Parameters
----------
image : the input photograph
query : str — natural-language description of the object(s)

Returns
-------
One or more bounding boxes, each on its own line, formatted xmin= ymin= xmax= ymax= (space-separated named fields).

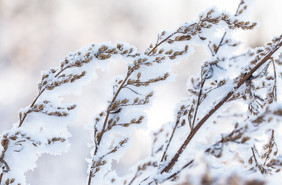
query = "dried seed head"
xmin=117 ymin=43 xmax=123 ymax=50
xmin=131 ymin=118 xmax=136 ymax=123
xmin=134 ymin=97 xmax=139 ymax=103
xmin=147 ymin=92 xmax=154 ymax=97
xmin=46 ymin=86 xmax=54 ymax=90
xmin=38 ymin=104 xmax=44 ymax=110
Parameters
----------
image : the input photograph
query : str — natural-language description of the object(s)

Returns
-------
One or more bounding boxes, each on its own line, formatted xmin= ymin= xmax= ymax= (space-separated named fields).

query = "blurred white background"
xmin=0 ymin=0 xmax=281 ymax=184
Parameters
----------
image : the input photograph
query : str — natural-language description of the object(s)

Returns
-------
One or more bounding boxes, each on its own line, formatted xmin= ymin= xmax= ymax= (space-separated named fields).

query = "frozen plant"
xmin=0 ymin=0 xmax=282 ymax=185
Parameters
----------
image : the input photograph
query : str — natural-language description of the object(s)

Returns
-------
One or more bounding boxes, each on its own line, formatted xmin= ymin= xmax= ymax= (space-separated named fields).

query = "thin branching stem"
xmin=214 ymin=32 xmax=227 ymax=55
xmin=163 ymin=160 xmax=194 ymax=182
xmin=0 ymin=65 xmax=71 ymax=184
xmin=191 ymin=79 xmax=206 ymax=129
xmin=160 ymin=111 xmax=183 ymax=163
xmin=87 ymin=32 xmax=177 ymax=185
xmin=263 ymin=130 xmax=274 ymax=165
xmin=0 ymin=173 xmax=2 ymax=185
xmin=160 ymin=28 xmax=226 ymax=167
xmin=235 ymin=0 xmax=244 ymax=16
xmin=271 ymin=59 xmax=277 ymax=102
xmin=18 ymin=90 xmax=44 ymax=127
xmin=251 ymin=146 xmax=259 ymax=165
xmin=96 ymin=74 xmax=131 ymax=147
xmin=147 ymin=32 xmax=176 ymax=56
xmin=88 ymin=74 xmax=131 ymax=185
xmin=18 ymin=66 xmax=71 ymax=127
xmin=128 ymin=170 xmax=139 ymax=185
xmin=161 ymin=40 xmax=282 ymax=174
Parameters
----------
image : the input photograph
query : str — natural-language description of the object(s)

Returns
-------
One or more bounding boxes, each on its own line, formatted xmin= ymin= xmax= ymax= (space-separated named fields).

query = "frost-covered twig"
xmin=0 ymin=42 xmax=141 ymax=185
xmin=1 ymin=1 xmax=282 ymax=185
xmin=161 ymin=36 xmax=282 ymax=175
xmin=86 ymin=3 xmax=260 ymax=184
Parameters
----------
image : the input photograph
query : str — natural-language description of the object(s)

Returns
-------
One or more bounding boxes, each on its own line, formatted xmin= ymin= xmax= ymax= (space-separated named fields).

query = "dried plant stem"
xmin=18 ymin=90 xmax=44 ymax=127
xmin=271 ymin=60 xmax=277 ymax=102
xmin=0 ymin=66 xmax=72 ymax=184
xmin=127 ymin=170 xmax=139 ymax=185
xmin=161 ymin=111 xmax=183 ymax=163
xmin=263 ymin=130 xmax=275 ymax=165
xmin=87 ymin=32 xmax=175 ymax=184
xmin=87 ymin=73 xmax=132 ymax=185
xmin=251 ymin=146 xmax=259 ymax=165
xmin=0 ymin=173 xmax=3 ymax=184
xmin=160 ymin=29 xmax=225 ymax=166
xmin=164 ymin=160 xmax=194 ymax=182
xmin=191 ymin=79 xmax=206 ymax=129
xmin=161 ymin=40 xmax=282 ymax=174
xmin=235 ymin=0 xmax=244 ymax=16
xmin=97 ymin=73 xmax=131 ymax=147
xmin=18 ymin=66 xmax=71 ymax=127
xmin=147 ymin=32 xmax=176 ymax=56
xmin=213 ymin=32 xmax=226 ymax=55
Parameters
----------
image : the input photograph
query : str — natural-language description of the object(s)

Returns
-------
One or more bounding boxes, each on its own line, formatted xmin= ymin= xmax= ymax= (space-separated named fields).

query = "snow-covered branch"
xmin=0 ymin=0 xmax=282 ymax=185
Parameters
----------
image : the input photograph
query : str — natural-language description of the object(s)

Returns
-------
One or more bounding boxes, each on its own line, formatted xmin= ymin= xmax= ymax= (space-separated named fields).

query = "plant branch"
xmin=161 ymin=39 xmax=282 ymax=174
xmin=147 ymin=32 xmax=177 ymax=56
xmin=163 ymin=160 xmax=194 ymax=182
xmin=128 ymin=169 xmax=141 ymax=185
xmin=271 ymin=59 xmax=277 ymax=102
xmin=88 ymin=32 xmax=178 ymax=185
xmin=18 ymin=66 xmax=71 ymax=127
xmin=160 ymin=111 xmax=183 ymax=163
xmin=214 ymin=32 xmax=227 ymax=55
xmin=160 ymin=27 xmax=227 ymax=166
xmin=191 ymin=79 xmax=206 ymax=129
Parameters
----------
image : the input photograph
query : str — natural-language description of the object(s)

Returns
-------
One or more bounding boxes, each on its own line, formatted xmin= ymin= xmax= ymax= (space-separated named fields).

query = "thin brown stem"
xmin=0 ymin=173 xmax=2 ymax=184
xmin=96 ymin=73 xmax=131 ymax=147
xmin=147 ymin=32 xmax=177 ymax=56
xmin=88 ymin=33 xmax=176 ymax=184
xmin=263 ymin=130 xmax=274 ymax=165
xmin=161 ymin=40 xmax=282 ymax=174
xmin=18 ymin=90 xmax=44 ymax=127
xmin=251 ymin=146 xmax=258 ymax=165
xmin=160 ymin=27 xmax=225 ymax=165
xmin=18 ymin=66 xmax=71 ymax=127
xmin=95 ymin=30 xmax=178 ymax=149
xmin=235 ymin=0 xmax=244 ymax=16
xmin=128 ymin=170 xmax=139 ymax=185
xmin=88 ymin=75 xmax=131 ymax=185
xmin=271 ymin=59 xmax=277 ymax=102
xmin=160 ymin=111 xmax=183 ymax=162
xmin=163 ymin=160 xmax=194 ymax=182
xmin=191 ymin=79 xmax=206 ymax=129
xmin=214 ymin=32 xmax=227 ymax=55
